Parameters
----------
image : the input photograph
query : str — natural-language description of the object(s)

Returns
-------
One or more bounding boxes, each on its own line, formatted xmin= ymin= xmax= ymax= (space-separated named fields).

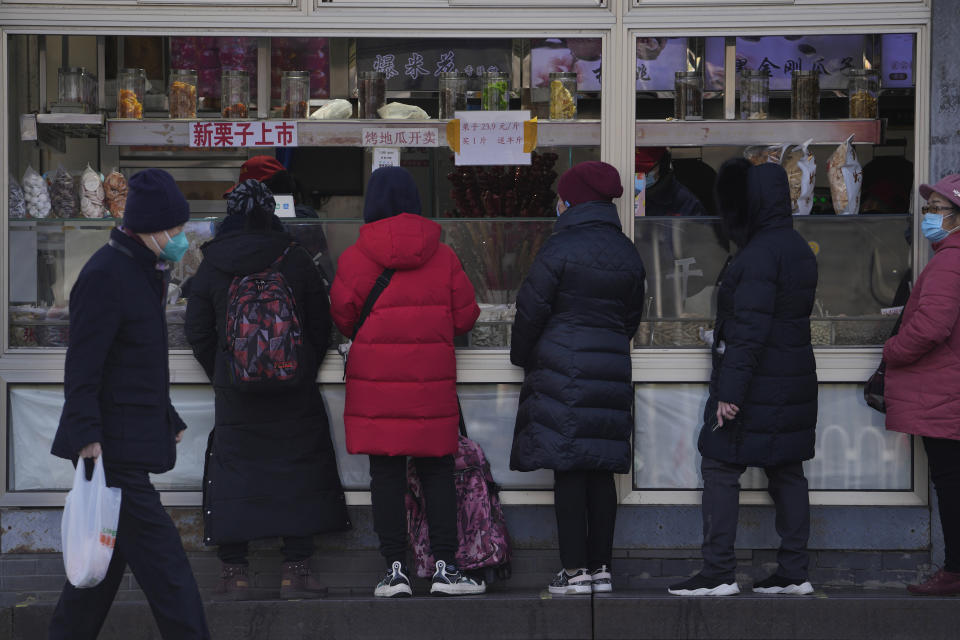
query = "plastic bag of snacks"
xmin=22 ymin=166 xmax=52 ymax=218
xmin=49 ymin=165 xmax=79 ymax=219
xmin=377 ymin=102 xmax=430 ymax=120
xmin=309 ymin=99 xmax=353 ymax=120
xmin=743 ymin=143 xmax=790 ymax=166
xmin=9 ymin=173 xmax=28 ymax=219
xmin=103 ymin=170 xmax=128 ymax=219
xmin=828 ymin=134 xmax=863 ymax=215
xmin=782 ymin=139 xmax=816 ymax=216
xmin=79 ymin=165 xmax=107 ymax=219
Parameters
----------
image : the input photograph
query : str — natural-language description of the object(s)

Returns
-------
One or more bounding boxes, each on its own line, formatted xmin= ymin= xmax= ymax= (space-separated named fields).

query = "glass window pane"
xmin=633 ymin=383 xmax=912 ymax=491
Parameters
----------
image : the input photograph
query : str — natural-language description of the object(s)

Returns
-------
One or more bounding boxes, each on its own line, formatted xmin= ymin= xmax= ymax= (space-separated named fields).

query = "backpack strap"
xmin=457 ymin=396 xmax=468 ymax=438
xmin=269 ymin=242 xmax=298 ymax=271
xmin=350 ymin=268 xmax=396 ymax=341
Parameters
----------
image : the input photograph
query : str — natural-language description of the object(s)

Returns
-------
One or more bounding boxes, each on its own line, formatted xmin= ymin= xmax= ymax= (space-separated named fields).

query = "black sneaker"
xmin=374 ymin=561 xmax=412 ymax=598
xmin=667 ymin=573 xmax=739 ymax=596
xmin=430 ymin=560 xmax=486 ymax=596
xmin=590 ymin=565 xmax=613 ymax=593
xmin=548 ymin=568 xmax=592 ymax=595
xmin=752 ymin=573 xmax=813 ymax=595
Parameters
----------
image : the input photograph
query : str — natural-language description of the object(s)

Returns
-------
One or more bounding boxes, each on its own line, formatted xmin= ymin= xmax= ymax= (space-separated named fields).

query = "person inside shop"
xmin=668 ymin=159 xmax=818 ymax=597
xmin=224 ymin=155 xmax=335 ymax=285
xmin=329 ymin=166 xmax=485 ymax=598
xmin=49 ymin=169 xmax=210 ymax=640
xmin=509 ymin=161 xmax=646 ymax=595
xmin=184 ymin=179 xmax=349 ymax=601
xmin=883 ymin=173 xmax=960 ymax=597
xmin=636 ymin=147 xmax=708 ymax=217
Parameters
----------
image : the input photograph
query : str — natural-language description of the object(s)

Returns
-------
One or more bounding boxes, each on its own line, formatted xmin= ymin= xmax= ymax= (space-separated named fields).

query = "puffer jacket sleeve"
xmin=510 ymin=245 xmax=562 ymax=368
xmin=716 ymin=247 xmax=777 ymax=407
xmin=330 ymin=249 xmax=363 ymax=338
xmin=625 ymin=266 xmax=647 ymax=338
xmin=59 ymin=268 xmax=123 ymax=455
xmin=449 ymin=248 xmax=480 ymax=336
xmin=184 ymin=262 xmax=218 ymax=380
xmin=884 ymin=250 xmax=960 ymax=367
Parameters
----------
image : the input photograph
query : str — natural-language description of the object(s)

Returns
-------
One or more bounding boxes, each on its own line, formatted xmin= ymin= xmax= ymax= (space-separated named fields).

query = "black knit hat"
xmin=122 ymin=169 xmax=190 ymax=233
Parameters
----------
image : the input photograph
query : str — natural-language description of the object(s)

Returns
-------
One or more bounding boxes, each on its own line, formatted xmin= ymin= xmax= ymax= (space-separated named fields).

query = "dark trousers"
xmin=554 ymin=470 xmax=617 ymax=571
xmin=701 ymin=456 xmax=810 ymax=582
xmin=369 ymin=454 xmax=457 ymax=567
xmin=923 ymin=436 xmax=960 ymax=573
xmin=218 ymin=536 xmax=313 ymax=566
xmin=49 ymin=467 xmax=209 ymax=640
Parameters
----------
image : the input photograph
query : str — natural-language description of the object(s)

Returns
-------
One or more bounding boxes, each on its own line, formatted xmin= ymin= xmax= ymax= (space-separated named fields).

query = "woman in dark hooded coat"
xmin=185 ymin=179 xmax=349 ymax=600
xmin=668 ymin=160 xmax=818 ymax=598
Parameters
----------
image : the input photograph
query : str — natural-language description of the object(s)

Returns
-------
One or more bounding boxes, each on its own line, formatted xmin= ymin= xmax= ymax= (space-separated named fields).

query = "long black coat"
xmin=185 ymin=230 xmax=349 ymax=545
xmin=52 ymin=228 xmax=186 ymax=472
xmin=699 ymin=163 xmax=818 ymax=467
xmin=509 ymin=202 xmax=646 ymax=473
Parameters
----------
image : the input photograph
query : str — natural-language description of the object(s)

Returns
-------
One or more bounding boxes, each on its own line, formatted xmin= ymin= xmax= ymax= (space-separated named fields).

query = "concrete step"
xmin=4 ymin=589 xmax=959 ymax=640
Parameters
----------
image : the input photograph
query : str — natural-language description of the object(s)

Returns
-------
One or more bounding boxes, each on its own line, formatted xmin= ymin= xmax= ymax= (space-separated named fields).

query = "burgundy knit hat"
xmin=557 ymin=161 xmax=624 ymax=207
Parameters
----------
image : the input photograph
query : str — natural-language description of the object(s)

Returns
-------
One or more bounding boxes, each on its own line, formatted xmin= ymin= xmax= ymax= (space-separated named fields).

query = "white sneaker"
xmin=591 ymin=565 xmax=613 ymax=593
xmin=429 ymin=560 xmax=486 ymax=596
xmin=548 ymin=568 xmax=592 ymax=595
xmin=374 ymin=561 xmax=412 ymax=598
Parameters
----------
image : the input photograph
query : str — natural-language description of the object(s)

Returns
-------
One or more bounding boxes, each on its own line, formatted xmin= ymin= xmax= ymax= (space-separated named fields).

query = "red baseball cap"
xmin=919 ymin=174 xmax=960 ymax=210
xmin=223 ymin=156 xmax=286 ymax=197
xmin=635 ymin=146 xmax=666 ymax=172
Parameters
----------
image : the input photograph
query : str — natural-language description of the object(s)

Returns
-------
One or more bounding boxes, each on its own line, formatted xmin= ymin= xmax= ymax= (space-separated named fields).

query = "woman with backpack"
xmin=509 ymin=161 xmax=646 ymax=594
xmin=329 ymin=166 xmax=485 ymax=598
xmin=184 ymin=179 xmax=349 ymax=600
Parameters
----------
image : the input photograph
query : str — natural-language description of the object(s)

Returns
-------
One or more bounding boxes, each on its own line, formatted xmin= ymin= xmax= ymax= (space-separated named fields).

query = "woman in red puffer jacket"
xmin=330 ymin=167 xmax=482 ymax=598
xmin=885 ymin=173 xmax=960 ymax=596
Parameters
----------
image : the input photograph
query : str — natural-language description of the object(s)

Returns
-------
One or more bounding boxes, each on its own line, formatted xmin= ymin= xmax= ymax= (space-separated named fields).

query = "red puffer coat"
xmin=330 ymin=213 xmax=480 ymax=457
xmin=884 ymin=231 xmax=960 ymax=441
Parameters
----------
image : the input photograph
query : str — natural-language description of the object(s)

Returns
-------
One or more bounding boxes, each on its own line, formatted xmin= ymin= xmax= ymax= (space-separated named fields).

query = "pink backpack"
xmin=406 ymin=412 xmax=512 ymax=581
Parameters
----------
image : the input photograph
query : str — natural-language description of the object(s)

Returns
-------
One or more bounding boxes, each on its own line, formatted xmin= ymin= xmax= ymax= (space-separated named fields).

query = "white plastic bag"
xmin=828 ymin=133 xmax=863 ymax=215
xmin=61 ymin=456 xmax=122 ymax=588
xmin=309 ymin=99 xmax=353 ymax=120
xmin=377 ymin=102 xmax=430 ymax=120
xmin=784 ymin=138 xmax=816 ymax=216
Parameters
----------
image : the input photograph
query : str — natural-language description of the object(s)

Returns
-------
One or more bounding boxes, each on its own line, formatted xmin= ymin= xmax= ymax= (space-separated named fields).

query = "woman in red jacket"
xmin=884 ymin=173 xmax=960 ymax=596
xmin=330 ymin=167 xmax=484 ymax=598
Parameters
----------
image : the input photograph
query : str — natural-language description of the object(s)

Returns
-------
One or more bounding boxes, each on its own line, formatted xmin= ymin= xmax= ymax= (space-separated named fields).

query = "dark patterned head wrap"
xmin=226 ymin=178 xmax=276 ymax=218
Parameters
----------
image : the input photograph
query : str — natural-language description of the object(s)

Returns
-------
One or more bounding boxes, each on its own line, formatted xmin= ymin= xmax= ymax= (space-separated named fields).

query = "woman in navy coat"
xmin=668 ymin=159 xmax=818 ymax=598
xmin=510 ymin=161 xmax=646 ymax=595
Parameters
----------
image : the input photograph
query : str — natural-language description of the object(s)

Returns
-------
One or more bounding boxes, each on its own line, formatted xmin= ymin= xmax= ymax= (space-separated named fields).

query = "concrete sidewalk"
xmin=3 ymin=589 xmax=959 ymax=640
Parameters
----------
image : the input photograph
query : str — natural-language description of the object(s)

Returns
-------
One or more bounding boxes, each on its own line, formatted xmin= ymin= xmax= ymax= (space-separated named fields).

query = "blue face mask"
xmin=644 ymin=168 xmax=659 ymax=188
xmin=556 ymin=200 xmax=570 ymax=217
xmin=922 ymin=213 xmax=956 ymax=243
xmin=155 ymin=231 xmax=189 ymax=262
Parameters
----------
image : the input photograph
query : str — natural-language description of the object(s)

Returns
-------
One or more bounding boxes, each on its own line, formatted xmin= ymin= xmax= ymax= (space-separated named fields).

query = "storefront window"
xmin=633 ymin=383 xmax=913 ymax=492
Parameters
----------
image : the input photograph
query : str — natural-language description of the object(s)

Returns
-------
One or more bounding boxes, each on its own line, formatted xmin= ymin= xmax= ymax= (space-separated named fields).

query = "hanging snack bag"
xmin=79 ymin=164 xmax=107 ymax=219
xmin=783 ymin=138 xmax=816 ymax=215
xmin=103 ymin=170 xmax=128 ymax=218
xmin=9 ymin=173 xmax=28 ymax=219
xmin=22 ymin=166 xmax=52 ymax=219
xmin=828 ymin=134 xmax=863 ymax=215
xmin=743 ymin=143 xmax=789 ymax=166
xmin=50 ymin=165 xmax=79 ymax=219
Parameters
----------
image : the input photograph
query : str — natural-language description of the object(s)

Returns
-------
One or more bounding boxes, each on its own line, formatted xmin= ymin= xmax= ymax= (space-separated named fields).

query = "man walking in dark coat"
xmin=49 ymin=169 xmax=209 ymax=639
xmin=668 ymin=160 xmax=818 ymax=597
xmin=510 ymin=161 xmax=646 ymax=594
xmin=185 ymin=180 xmax=349 ymax=600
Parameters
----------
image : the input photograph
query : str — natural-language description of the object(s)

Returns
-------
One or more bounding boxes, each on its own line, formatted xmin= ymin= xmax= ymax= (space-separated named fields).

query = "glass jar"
xmin=549 ymin=72 xmax=578 ymax=120
xmin=58 ymin=68 xmax=88 ymax=108
xmin=791 ymin=70 xmax=820 ymax=120
xmin=281 ymin=71 xmax=310 ymax=119
xmin=117 ymin=68 xmax=145 ymax=119
xmin=739 ymin=69 xmax=770 ymax=120
xmin=848 ymin=69 xmax=879 ymax=119
xmin=481 ymin=72 xmax=510 ymax=111
xmin=168 ymin=69 xmax=198 ymax=119
xmin=221 ymin=70 xmax=250 ymax=119
xmin=82 ymin=72 xmax=98 ymax=112
xmin=674 ymin=71 xmax=703 ymax=120
xmin=358 ymin=71 xmax=386 ymax=119
xmin=438 ymin=72 xmax=467 ymax=119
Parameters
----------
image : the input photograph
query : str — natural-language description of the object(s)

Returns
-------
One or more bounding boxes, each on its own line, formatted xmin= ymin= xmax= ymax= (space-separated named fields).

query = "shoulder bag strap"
xmin=457 ymin=395 xmax=467 ymax=438
xmin=350 ymin=268 xmax=396 ymax=341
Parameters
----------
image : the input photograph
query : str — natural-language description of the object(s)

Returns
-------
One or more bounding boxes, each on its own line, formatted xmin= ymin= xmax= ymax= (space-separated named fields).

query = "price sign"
xmin=189 ymin=121 xmax=298 ymax=148
xmin=453 ymin=110 xmax=532 ymax=167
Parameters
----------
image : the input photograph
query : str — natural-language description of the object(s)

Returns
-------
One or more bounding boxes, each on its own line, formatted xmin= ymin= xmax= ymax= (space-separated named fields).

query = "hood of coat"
xmin=356 ymin=212 xmax=441 ymax=270
xmin=556 ymin=201 xmax=622 ymax=231
xmin=200 ymin=230 xmax=294 ymax=276
xmin=717 ymin=160 xmax=792 ymax=246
